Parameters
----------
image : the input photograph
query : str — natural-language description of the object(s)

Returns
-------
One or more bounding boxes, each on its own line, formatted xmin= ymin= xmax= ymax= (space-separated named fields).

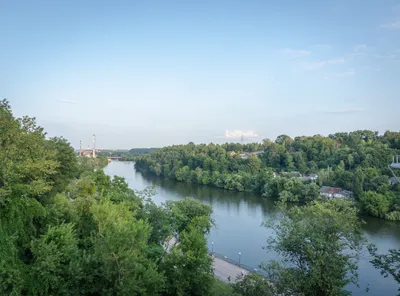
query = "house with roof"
xmin=320 ymin=186 xmax=353 ymax=200
xmin=320 ymin=186 xmax=341 ymax=198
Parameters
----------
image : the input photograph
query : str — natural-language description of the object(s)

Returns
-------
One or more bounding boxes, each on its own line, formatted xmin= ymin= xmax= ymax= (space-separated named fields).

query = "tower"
xmin=79 ymin=140 xmax=82 ymax=157
xmin=92 ymin=134 xmax=96 ymax=158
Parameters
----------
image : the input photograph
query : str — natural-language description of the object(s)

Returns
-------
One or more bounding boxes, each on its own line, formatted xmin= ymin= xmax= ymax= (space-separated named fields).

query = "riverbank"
xmin=136 ymin=167 xmax=400 ymax=222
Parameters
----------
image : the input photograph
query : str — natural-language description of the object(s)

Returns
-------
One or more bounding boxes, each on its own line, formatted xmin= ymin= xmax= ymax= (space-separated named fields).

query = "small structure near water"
xmin=320 ymin=186 xmax=353 ymax=200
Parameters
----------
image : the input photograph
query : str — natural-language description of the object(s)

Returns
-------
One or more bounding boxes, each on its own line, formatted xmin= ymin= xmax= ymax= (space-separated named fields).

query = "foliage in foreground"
xmin=232 ymin=273 xmax=275 ymax=296
xmin=0 ymin=100 xmax=215 ymax=295
xmin=262 ymin=199 xmax=366 ymax=296
xmin=369 ymin=246 xmax=400 ymax=295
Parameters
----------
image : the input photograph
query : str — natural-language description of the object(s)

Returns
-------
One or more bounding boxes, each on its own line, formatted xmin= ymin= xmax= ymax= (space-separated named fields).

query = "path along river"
xmin=104 ymin=161 xmax=400 ymax=295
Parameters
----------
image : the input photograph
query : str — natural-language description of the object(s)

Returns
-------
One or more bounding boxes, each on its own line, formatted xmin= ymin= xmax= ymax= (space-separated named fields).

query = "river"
xmin=104 ymin=161 xmax=400 ymax=296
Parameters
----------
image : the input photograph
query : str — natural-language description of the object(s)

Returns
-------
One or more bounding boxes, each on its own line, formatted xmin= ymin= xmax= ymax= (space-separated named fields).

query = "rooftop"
xmin=320 ymin=186 xmax=342 ymax=194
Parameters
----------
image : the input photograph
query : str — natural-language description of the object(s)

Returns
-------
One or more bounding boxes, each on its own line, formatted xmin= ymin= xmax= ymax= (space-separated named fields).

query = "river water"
xmin=104 ymin=161 xmax=400 ymax=295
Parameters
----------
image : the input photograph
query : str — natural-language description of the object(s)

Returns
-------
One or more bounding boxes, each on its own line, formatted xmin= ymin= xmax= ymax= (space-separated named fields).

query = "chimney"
xmin=79 ymin=140 xmax=82 ymax=156
xmin=93 ymin=134 xmax=96 ymax=158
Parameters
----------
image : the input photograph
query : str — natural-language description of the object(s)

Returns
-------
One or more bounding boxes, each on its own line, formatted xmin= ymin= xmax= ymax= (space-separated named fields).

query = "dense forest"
xmin=135 ymin=132 xmax=400 ymax=220
xmin=0 ymin=100 xmax=220 ymax=295
xmin=1 ymin=99 xmax=399 ymax=296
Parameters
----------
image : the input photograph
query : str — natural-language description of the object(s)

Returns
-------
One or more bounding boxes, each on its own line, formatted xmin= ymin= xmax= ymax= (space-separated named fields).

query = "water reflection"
xmin=142 ymin=172 xmax=279 ymax=217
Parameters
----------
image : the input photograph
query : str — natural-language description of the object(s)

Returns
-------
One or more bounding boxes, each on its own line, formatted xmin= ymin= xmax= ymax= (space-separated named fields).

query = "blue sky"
xmin=1 ymin=0 xmax=399 ymax=148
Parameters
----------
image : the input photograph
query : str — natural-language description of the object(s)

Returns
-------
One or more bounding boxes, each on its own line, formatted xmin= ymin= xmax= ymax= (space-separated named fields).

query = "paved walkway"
xmin=212 ymin=255 xmax=249 ymax=283
xmin=164 ymin=237 xmax=248 ymax=283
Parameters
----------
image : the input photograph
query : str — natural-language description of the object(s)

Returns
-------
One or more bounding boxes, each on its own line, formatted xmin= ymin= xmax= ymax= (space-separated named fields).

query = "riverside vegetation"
xmin=135 ymin=132 xmax=400 ymax=221
xmin=1 ymin=99 xmax=399 ymax=295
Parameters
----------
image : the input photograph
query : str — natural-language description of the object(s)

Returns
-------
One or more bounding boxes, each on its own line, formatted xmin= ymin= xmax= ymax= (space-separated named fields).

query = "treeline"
xmin=97 ymin=148 xmax=157 ymax=161
xmin=121 ymin=148 xmax=158 ymax=161
xmin=135 ymin=132 xmax=400 ymax=220
xmin=129 ymin=147 xmax=158 ymax=155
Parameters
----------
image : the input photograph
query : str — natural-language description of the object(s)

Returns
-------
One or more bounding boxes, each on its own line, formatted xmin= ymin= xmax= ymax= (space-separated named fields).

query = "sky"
xmin=1 ymin=0 xmax=399 ymax=149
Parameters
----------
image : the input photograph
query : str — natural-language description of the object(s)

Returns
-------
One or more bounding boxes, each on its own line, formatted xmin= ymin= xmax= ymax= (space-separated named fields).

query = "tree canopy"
xmin=0 ymin=101 xmax=216 ymax=296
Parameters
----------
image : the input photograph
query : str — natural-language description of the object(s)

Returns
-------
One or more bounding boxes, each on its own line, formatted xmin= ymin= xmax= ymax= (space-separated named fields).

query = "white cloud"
xmin=380 ymin=20 xmax=400 ymax=29
xmin=304 ymin=58 xmax=345 ymax=70
xmin=223 ymin=130 xmax=259 ymax=139
xmin=57 ymin=99 xmax=79 ymax=104
xmin=282 ymin=48 xmax=311 ymax=59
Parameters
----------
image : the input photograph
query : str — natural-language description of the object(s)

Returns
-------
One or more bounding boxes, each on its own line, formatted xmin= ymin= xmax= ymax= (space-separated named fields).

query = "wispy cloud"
xmin=304 ymin=58 xmax=345 ymax=70
xmin=220 ymin=130 xmax=259 ymax=139
xmin=57 ymin=99 xmax=79 ymax=104
xmin=324 ymin=108 xmax=364 ymax=114
xmin=380 ymin=20 xmax=400 ymax=29
xmin=282 ymin=48 xmax=311 ymax=59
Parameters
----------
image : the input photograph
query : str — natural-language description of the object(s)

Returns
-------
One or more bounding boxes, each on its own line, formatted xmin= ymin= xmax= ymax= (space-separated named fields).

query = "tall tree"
xmin=162 ymin=217 xmax=214 ymax=296
xmin=262 ymin=199 xmax=366 ymax=296
xmin=353 ymin=167 xmax=365 ymax=199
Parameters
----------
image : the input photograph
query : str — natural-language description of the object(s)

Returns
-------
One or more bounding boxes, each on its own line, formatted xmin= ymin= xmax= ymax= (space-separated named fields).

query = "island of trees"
xmin=1 ymin=99 xmax=399 ymax=295
xmin=135 ymin=132 xmax=400 ymax=221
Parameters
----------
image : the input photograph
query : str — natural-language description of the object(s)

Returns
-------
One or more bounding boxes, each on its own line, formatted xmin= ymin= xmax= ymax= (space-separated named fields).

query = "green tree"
xmin=165 ymin=198 xmax=214 ymax=239
xmin=0 ymin=101 xmax=59 ymax=294
xmin=233 ymin=273 xmax=275 ymax=296
xmin=359 ymin=191 xmax=391 ymax=218
xmin=29 ymin=224 xmax=82 ymax=296
xmin=262 ymin=199 xmax=366 ymax=296
xmin=46 ymin=137 xmax=79 ymax=194
xmin=162 ymin=217 xmax=214 ymax=296
xmin=368 ymin=246 xmax=400 ymax=295
xmin=211 ymin=279 xmax=239 ymax=296
xmin=353 ymin=167 xmax=365 ymax=199
xmin=89 ymin=198 xmax=165 ymax=295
